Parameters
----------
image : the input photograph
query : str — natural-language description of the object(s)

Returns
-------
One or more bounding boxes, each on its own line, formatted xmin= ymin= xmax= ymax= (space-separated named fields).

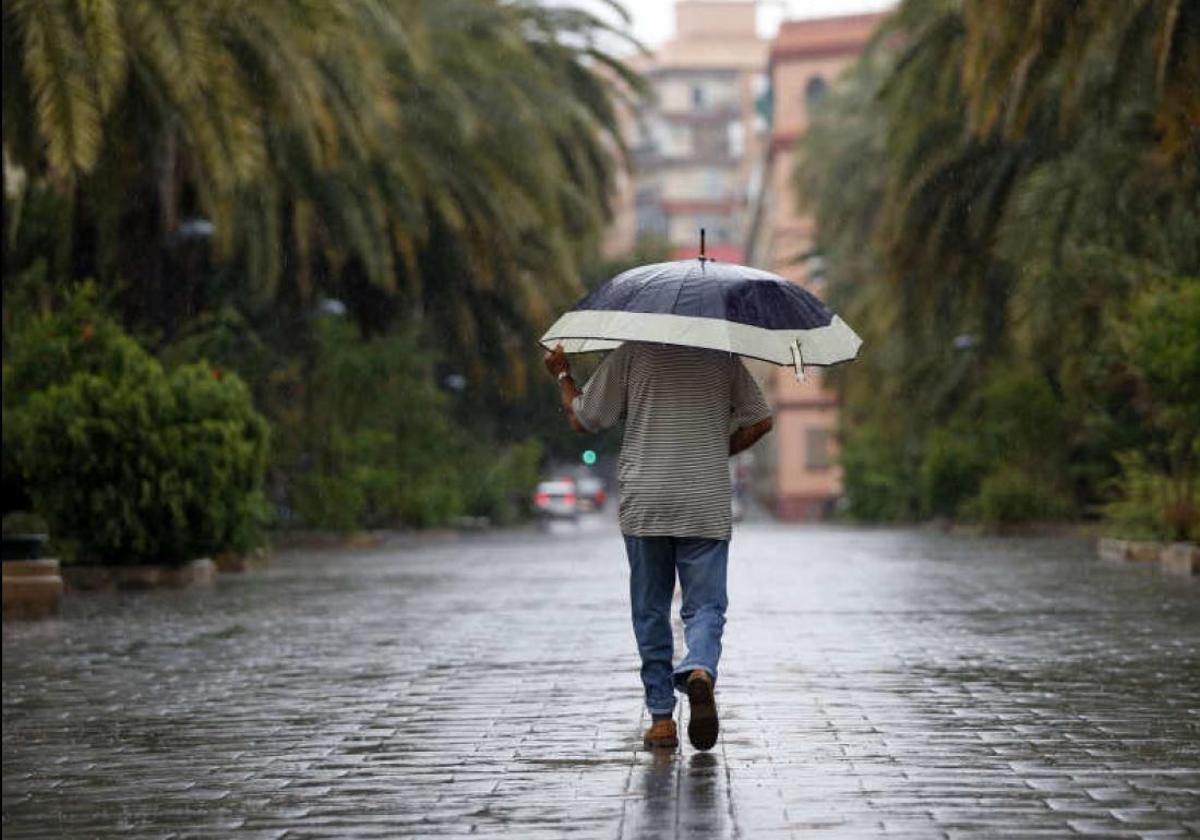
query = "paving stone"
xmin=4 ymin=522 xmax=1199 ymax=838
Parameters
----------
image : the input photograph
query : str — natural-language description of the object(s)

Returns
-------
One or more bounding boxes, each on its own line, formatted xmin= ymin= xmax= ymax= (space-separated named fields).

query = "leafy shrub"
xmin=3 ymin=282 xmax=153 ymax=516
xmin=281 ymin=319 xmax=545 ymax=531
xmin=970 ymin=366 xmax=1068 ymax=467
xmin=1119 ymin=277 xmax=1200 ymax=434
xmin=1103 ymin=277 xmax=1200 ymax=541
xmin=291 ymin=428 xmax=464 ymax=531
xmin=947 ymin=366 xmax=1076 ymax=526
xmin=964 ymin=467 xmax=1073 ymax=526
xmin=159 ymin=306 xmax=272 ymax=392
xmin=1103 ymin=452 xmax=1199 ymax=542
xmin=460 ymin=438 xmax=543 ymax=526
xmin=839 ymin=420 xmax=917 ymax=520
xmin=13 ymin=356 xmax=270 ymax=566
xmin=3 ymin=282 xmax=152 ymax=398
xmin=918 ymin=426 xmax=986 ymax=518
xmin=292 ymin=460 xmax=369 ymax=534
xmin=1 ymin=420 xmax=31 ymax=517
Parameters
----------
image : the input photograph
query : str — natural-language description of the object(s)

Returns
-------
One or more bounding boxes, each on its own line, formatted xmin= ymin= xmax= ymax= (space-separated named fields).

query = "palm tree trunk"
xmin=158 ymin=130 xmax=178 ymax=236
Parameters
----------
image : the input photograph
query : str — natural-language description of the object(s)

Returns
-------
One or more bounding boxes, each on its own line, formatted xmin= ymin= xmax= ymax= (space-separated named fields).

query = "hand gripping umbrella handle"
xmin=790 ymin=339 xmax=807 ymax=383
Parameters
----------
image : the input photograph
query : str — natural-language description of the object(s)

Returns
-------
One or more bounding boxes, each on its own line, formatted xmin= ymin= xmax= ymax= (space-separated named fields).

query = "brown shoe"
xmin=643 ymin=718 xmax=678 ymax=750
xmin=685 ymin=670 xmax=719 ymax=751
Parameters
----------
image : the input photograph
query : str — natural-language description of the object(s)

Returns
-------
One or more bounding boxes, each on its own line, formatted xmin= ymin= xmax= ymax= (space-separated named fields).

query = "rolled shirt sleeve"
xmin=731 ymin=359 xmax=772 ymax=428
xmin=571 ymin=344 xmax=630 ymax=432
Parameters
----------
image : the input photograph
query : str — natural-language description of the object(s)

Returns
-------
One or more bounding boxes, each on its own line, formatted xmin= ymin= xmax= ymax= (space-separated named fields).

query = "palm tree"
xmin=959 ymin=0 xmax=1199 ymax=169
xmin=795 ymin=0 xmax=1199 ymax=522
xmin=3 ymin=0 xmax=641 ymax=356
xmin=3 ymin=0 xmax=396 ymax=329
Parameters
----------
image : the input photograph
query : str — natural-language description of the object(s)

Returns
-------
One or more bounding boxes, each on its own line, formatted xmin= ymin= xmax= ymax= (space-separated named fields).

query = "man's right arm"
xmin=730 ymin=417 xmax=773 ymax=455
xmin=730 ymin=359 xmax=772 ymax=455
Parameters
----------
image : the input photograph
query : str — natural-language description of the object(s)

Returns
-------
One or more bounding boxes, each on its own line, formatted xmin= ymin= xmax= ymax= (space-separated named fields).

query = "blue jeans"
xmin=623 ymin=535 xmax=729 ymax=715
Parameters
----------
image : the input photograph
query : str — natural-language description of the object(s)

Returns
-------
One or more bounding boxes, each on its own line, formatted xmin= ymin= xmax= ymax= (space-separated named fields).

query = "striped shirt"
xmin=572 ymin=342 xmax=771 ymax=541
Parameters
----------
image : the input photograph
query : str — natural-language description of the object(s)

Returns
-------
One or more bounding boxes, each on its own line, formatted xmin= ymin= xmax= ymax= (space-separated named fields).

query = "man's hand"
xmin=544 ymin=344 xmax=585 ymax=432
xmin=544 ymin=345 xmax=571 ymax=378
xmin=730 ymin=417 xmax=773 ymax=455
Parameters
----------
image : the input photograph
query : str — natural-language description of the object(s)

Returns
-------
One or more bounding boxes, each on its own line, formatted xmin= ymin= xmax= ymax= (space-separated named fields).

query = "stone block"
xmin=1097 ymin=538 xmax=1164 ymax=564
xmin=1160 ymin=543 xmax=1199 ymax=577
xmin=61 ymin=565 xmax=118 ymax=591
xmin=2 ymin=558 xmax=63 ymax=620
xmin=2 ymin=558 xmax=61 ymax=578
xmin=63 ymin=558 xmax=216 ymax=591
xmin=1126 ymin=540 xmax=1164 ymax=563
xmin=214 ymin=549 xmax=270 ymax=574
xmin=158 ymin=558 xmax=216 ymax=587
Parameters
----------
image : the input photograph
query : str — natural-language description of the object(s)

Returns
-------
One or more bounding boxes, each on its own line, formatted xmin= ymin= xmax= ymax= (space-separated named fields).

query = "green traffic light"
xmin=581 ymin=449 xmax=597 ymax=466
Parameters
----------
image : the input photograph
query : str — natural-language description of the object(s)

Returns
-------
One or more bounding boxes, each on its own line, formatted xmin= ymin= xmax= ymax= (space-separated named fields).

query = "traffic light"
xmin=581 ymin=449 xmax=597 ymax=466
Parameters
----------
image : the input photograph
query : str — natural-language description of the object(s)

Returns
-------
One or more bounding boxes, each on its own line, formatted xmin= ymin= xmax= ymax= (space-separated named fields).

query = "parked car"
xmin=533 ymin=479 xmax=578 ymax=520
xmin=576 ymin=476 xmax=607 ymax=512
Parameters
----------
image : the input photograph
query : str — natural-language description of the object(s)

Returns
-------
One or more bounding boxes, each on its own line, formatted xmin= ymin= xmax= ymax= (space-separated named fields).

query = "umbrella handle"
xmin=790 ymin=339 xmax=807 ymax=383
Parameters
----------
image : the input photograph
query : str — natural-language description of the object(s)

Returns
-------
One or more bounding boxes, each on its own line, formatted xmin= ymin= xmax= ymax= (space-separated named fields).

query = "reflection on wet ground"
xmin=623 ymin=750 xmax=730 ymax=839
xmin=3 ymin=523 xmax=1199 ymax=838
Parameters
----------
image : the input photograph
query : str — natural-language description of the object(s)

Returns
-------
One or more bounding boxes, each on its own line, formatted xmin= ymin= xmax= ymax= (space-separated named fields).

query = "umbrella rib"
xmin=668 ymin=258 xmax=699 ymax=319
xmin=618 ymin=262 xmax=675 ymax=318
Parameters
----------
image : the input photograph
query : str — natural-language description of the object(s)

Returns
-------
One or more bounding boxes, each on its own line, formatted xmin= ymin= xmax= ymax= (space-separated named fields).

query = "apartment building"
xmin=745 ymin=13 xmax=882 ymax=519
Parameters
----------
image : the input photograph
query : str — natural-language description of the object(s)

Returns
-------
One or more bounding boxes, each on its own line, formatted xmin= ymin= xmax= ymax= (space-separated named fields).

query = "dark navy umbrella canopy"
xmin=573 ymin=260 xmax=835 ymax=331
xmin=541 ymin=258 xmax=862 ymax=373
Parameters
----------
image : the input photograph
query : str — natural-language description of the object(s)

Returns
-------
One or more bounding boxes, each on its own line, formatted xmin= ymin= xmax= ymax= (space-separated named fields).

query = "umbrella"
xmin=539 ymin=236 xmax=861 ymax=381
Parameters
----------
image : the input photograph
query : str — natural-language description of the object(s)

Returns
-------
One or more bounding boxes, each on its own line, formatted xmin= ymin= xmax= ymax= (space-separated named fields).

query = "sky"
xmin=621 ymin=0 xmax=895 ymax=48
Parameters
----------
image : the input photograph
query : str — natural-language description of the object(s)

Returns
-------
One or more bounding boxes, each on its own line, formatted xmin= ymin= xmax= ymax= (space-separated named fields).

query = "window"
xmin=805 ymin=76 xmax=828 ymax=107
xmin=727 ymin=121 xmax=745 ymax=158
xmin=806 ymin=428 xmax=833 ymax=470
xmin=691 ymin=85 xmax=706 ymax=108
xmin=702 ymin=169 xmax=726 ymax=200
xmin=662 ymin=123 xmax=693 ymax=157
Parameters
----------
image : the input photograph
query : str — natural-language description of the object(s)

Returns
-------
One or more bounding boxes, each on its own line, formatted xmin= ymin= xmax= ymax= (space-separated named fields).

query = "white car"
xmin=575 ymin=476 xmax=608 ymax=512
xmin=533 ymin=479 xmax=578 ymax=520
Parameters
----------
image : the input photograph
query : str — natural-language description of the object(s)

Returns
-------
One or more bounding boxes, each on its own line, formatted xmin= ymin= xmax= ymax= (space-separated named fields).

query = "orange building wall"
xmin=751 ymin=13 xmax=883 ymax=520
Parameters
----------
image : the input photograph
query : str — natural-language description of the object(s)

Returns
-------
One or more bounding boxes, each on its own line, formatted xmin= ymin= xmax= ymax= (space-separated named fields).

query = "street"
xmin=3 ymin=520 xmax=1199 ymax=838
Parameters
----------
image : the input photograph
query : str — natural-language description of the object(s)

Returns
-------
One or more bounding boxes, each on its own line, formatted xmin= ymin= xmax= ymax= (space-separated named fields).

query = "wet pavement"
xmin=3 ymin=520 xmax=1199 ymax=838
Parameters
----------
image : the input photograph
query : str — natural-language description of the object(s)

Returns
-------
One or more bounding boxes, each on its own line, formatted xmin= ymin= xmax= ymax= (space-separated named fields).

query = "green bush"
xmin=950 ymin=366 xmax=1076 ymax=526
xmin=282 ymin=319 xmax=545 ymax=531
xmin=918 ymin=426 xmax=986 ymax=518
xmin=13 ymin=357 xmax=270 ymax=566
xmin=970 ymin=367 xmax=1068 ymax=467
xmin=3 ymin=282 xmax=153 ymax=516
xmin=1103 ymin=277 xmax=1200 ymax=541
xmin=3 ymin=282 xmax=152 ymax=398
xmin=839 ymin=420 xmax=916 ymax=520
xmin=292 ymin=465 xmax=369 ymax=534
xmin=964 ymin=466 xmax=1073 ymax=526
xmin=1103 ymin=452 xmax=1199 ymax=542
xmin=291 ymin=428 xmax=465 ymax=531
xmin=460 ymin=438 xmax=543 ymax=526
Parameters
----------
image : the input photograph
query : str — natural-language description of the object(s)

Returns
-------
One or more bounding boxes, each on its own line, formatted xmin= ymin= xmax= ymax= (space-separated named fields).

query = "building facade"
xmin=745 ymin=14 xmax=881 ymax=520
xmin=608 ymin=1 xmax=767 ymax=262
xmin=605 ymin=6 xmax=883 ymax=521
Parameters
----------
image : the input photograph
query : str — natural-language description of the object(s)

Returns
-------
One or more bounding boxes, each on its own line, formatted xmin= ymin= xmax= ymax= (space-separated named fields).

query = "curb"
xmin=1098 ymin=538 xmax=1198 ymax=577
xmin=62 ymin=558 xmax=217 ymax=591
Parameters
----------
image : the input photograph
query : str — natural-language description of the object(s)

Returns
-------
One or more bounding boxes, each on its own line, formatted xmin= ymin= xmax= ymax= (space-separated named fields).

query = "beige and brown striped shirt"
xmin=572 ymin=342 xmax=771 ymax=541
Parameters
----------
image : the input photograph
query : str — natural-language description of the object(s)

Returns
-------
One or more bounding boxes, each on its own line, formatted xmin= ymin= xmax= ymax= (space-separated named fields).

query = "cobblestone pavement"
xmin=4 ymin=521 xmax=1199 ymax=839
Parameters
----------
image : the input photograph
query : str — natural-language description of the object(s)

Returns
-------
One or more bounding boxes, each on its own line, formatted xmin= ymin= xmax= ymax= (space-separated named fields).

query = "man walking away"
xmin=544 ymin=342 xmax=773 ymax=751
